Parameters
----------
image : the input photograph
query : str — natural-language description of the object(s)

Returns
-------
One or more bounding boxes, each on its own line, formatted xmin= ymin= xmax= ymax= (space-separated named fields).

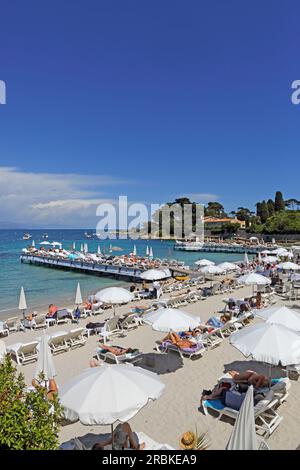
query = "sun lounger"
xmin=48 ymin=332 xmax=69 ymax=354
xmin=201 ymin=329 xmax=223 ymax=349
xmin=0 ymin=323 xmax=9 ymax=337
xmin=56 ymin=309 xmax=69 ymax=325
xmin=33 ymin=314 xmax=47 ymax=330
xmin=96 ymin=346 xmax=142 ymax=364
xmin=118 ymin=314 xmax=140 ymax=330
xmin=4 ymin=316 xmax=19 ymax=333
xmin=155 ymin=339 xmax=205 ymax=360
xmin=137 ymin=432 xmax=175 ymax=450
xmin=66 ymin=328 xmax=86 ymax=349
xmin=7 ymin=341 xmax=39 ymax=365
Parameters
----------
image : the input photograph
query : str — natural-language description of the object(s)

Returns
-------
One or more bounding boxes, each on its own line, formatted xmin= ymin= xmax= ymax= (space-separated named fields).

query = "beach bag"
xmin=224 ymin=390 xmax=246 ymax=411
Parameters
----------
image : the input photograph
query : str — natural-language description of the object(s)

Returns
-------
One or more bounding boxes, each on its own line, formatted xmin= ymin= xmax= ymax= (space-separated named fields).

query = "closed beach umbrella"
xmin=143 ymin=307 xmax=200 ymax=332
xmin=80 ymin=244 xmax=84 ymax=252
xmin=195 ymin=259 xmax=215 ymax=266
xmin=146 ymin=245 xmax=149 ymax=256
xmin=227 ymin=386 xmax=257 ymax=450
xmin=244 ymin=252 xmax=249 ymax=264
xmin=276 ymin=262 xmax=300 ymax=271
xmin=256 ymin=305 xmax=300 ymax=331
xmin=230 ymin=323 xmax=300 ymax=366
xmin=95 ymin=287 xmax=133 ymax=316
xmin=132 ymin=245 xmax=137 ymax=256
xmin=140 ymin=269 xmax=169 ymax=281
xmin=32 ymin=240 xmax=35 ymax=247
xmin=97 ymin=245 xmax=101 ymax=255
xmin=34 ymin=332 xmax=56 ymax=382
xmin=149 ymin=247 xmax=153 ymax=258
xmin=18 ymin=286 xmax=27 ymax=312
xmin=257 ymin=252 xmax=262 ymax=263
xmin=59 ymin=363 xmax=165 ymax=425
xmin=75 ymin=282 xmax=82 ymax=305
xmin=84 ymin=243 xmax=88 ymax=253
xmin=72 ymin=241 xmax=76 ymax=250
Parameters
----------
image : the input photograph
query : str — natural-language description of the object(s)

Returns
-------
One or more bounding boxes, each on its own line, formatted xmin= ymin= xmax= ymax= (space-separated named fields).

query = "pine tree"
xmin=274 ymin=191 xmax=285 ymax=212
xmin=267 ymin=199 xmax=275 ymax=217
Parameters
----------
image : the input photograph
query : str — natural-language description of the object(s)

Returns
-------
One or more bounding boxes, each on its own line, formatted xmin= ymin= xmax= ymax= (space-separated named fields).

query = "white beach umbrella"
xmin=140 ymin=269 xmax=169 ymax=281
xmin=143 ymin=307 xmax=200 ymax=332
xmin=40 ymin=241 xmax=51 ymax=245
xmin=34 ymin=332 xmax=56 ymax=382
xmin=132 ymin=245 xmax=137 ymax=256
xmin=256 ymin=306 xmax=300 ymax=331
xmin=227 ymin=386 xmax=257 ymax=450
xmin=271 ymin=248 xmax=288 ymax=256
xmin=72 ymin=241 xmax=76 ymax=250
xmin=262 ymin=256 xmax=278 ymax=264
xmin=80 ymin=244 xmax=84 ymax=252
xmin=149 ymin=246 xmax=153 ymax=258
xmin=261 ymin=250 xmax=271 ymax=255
xmin=59 ymin=363 xmax=165 ymax=425
xmin=244 ymin=252 xmax=249 ymax=264
xmin=237 ymin=273 xmax=271 ymax=286
xmin=276 ymin=262 xmax=300 ymax=271
xmin=230 ymin=323 xmax=300 ymax=366
xmin=18 ymin=286 xmax=27 ymax=312
xmin=146 ymin=245 xmax=149 ymax=256
xmin=195 ymin=259 xmax=215 ymax=267
xmin=84 ymin=243 xmax=88 ymax=253
xmin=97 ymin=245 xmax=101 ymax=255
xmin=199 ymin=265 xmax=224 ymax=275
xmin=75 ymin=282 xmax=83 ymax=305
xmin=218 ymin=262 xmax=240 ymax=272
xmin=95 ymin=287 xmax=133 ymax=316
xmin=51 ymin=241 xmax=62 ymax=247
xmin=31 ymin=240 xmax=35 ymax=247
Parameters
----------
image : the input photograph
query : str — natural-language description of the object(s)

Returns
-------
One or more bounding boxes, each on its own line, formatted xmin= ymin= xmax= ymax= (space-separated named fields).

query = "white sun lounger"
xmin=96 ymin=347 xmax=142 ymax=364
xmin=66 ymin=328 xmax=86 ymax=349
xmin=48 ymin=332 xmax=69 ymax=354
xmin=155 ymin=340 xmax=205 ymax=360
xmin=7 ymin=341 xmax=39 ymax=365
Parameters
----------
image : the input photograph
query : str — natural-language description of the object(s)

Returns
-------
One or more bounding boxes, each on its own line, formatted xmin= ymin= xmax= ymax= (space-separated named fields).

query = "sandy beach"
xmin=2 ymin=281 xmax=300 ymax=451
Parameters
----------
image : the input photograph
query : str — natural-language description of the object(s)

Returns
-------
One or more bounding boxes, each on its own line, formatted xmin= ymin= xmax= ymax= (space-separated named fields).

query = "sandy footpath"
xmin=2 ymin=283 xmax=300 ymax=450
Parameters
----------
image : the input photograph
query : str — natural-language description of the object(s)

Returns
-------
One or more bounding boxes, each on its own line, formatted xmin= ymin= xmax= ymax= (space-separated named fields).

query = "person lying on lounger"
xmin=229 ymin=370 xmax=270 ymax=388
xmin=92 ymin=422 xmax=145 ymax=450
xmin=200 ymin=382 xmax=232 ymax=406
xmin=99 ymin=344 xmax=136 ymax=356
xmin=162 ymin=332 xmax=197 ymax=349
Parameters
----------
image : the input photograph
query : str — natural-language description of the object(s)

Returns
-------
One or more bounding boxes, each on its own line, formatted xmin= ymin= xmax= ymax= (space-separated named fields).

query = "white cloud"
xmin=0 ymin=167 xmax=127 ymax=227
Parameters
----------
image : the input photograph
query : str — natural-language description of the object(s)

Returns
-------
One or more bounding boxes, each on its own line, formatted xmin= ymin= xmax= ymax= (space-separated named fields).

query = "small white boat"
xmin=42 ymin=233 xmax=49 ymax=239
xmin=22 ymin=233 xmax=32 ymax=240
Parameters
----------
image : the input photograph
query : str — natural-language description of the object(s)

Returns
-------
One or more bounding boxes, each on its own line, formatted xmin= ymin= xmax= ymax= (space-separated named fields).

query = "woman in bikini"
xmin=229 ymin=370 xmax=270 ymax=388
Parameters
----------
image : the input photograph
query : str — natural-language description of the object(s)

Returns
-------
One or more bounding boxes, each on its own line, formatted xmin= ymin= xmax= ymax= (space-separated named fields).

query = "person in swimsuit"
xmin=92 ymin=422 xmax=145 ymax=450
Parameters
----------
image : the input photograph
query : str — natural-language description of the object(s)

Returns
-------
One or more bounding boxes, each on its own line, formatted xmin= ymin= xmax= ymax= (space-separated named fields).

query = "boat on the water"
xmin=22 ymin=233 xmax=32 ymax=240
xmin=84 ymin=232 xmax=93 ymax=239
xmin=42 ymin=233 xmax=48 ymax=239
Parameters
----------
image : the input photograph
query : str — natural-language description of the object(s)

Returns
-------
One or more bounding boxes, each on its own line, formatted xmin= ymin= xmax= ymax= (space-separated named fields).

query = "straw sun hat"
xmin=180 ymin=431 xmax=197 ymax=450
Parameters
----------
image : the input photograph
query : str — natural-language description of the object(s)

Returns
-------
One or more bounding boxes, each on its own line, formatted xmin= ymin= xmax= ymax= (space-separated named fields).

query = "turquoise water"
xmin=0 ymin=230 xmax=246 ymax=318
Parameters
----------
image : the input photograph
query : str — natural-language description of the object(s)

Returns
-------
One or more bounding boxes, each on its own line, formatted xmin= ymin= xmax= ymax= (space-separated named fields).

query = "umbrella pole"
xmin=111 ymin=423 xmax=114 ymax=448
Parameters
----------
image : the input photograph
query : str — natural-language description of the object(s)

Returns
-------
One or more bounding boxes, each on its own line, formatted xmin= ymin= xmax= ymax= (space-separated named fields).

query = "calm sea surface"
xmin=0 ymin=230 xmax=247 ymax=318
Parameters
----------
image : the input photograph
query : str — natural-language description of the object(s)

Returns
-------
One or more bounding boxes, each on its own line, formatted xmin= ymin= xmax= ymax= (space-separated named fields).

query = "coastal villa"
xmin=204 ymin=216 xmax=246 ymax=230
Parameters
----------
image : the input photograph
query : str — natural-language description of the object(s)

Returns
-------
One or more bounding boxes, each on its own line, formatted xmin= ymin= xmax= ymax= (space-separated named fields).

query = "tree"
xmin=274 ymin=191 xmax=285 ymax=212
xmin=0 ymin=356 xmax=63 ymax=450
xmin=267 ymin=199 xmax=275 ymax=217
xmin=204 ymin=202 xmax=226 ymax=218
xmin=264 ymin=211 xmax=300 ymax=234
xmin=259 ymin=201 xmax=269 ymax=223
xmin=235 ymin=207 xmax=253 ymax=228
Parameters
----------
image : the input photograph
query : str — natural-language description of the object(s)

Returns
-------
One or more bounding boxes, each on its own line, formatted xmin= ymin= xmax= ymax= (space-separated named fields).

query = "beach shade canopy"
xmin=40 ymin=241 xmax=51 ymax=245
xmin=217 ymin=262 xmax=240 ymax=272
xmin=276 ymin=261 xmax=300 ymax=271
xmin=199 ymin=265 xmax=224 ymax=275
xmin=230 ymin=322 xmax=300 ymax=366
xmin=143 ymin=307 xmax=200 ymax=332
xmin=34 ymin=332 xmax=56 ymax=381
xmin=244 ymin=252 xmax=249 ymax=264
xmin=59 ymin=363 xmax=165 ymax=425
xmin=18 ymin=286 xmax=27 ymax=311
xmin=237 ymin=273 xmax=271 ymax=286
xmin=195 ymin=259 xmax=215 ymax=266
xmin=75 ymin=282 xmax=82 ymax=305
xmin=226 ymin=386 xmax=257 ymax=450
xmin=95 ymin=287 xmax=133 ymax=305
xmin=255 ymin=306 xmax=300 ymax=331
xmin=140 ymin=269 xmax=169 ymax=281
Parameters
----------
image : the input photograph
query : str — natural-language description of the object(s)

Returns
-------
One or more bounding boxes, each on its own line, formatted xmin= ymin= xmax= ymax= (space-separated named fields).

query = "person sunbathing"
xmin=229 ymin=370 xmax=270 ymax=388
xmin=92 ymin=422 xmax=145 ymax=450
xmin=162 ymin=332 xmax=195 ymax=349
xmin=200 ymin=382 xmax=231 ymax=406
xmin=99 ymin=344 xmax=135 ymax=356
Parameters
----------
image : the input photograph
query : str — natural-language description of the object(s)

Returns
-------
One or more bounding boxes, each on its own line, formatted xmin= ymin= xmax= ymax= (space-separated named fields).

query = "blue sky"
xmin=0 ymin=0 xmax=299 ymax=227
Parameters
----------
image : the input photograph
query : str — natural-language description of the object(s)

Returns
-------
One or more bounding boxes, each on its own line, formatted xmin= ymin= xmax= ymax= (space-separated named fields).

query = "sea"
xmin=0 ymin=230 xmax=247 ymax=319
